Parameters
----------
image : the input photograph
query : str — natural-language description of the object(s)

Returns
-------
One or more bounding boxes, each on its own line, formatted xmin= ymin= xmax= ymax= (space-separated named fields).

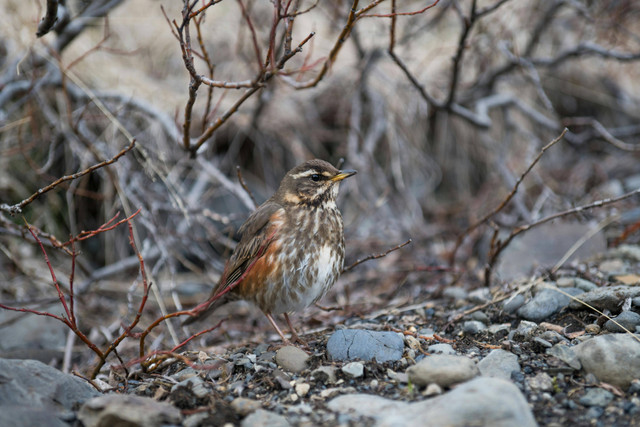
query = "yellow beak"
xmin=330 ymin=169 xmax=357 ymax=182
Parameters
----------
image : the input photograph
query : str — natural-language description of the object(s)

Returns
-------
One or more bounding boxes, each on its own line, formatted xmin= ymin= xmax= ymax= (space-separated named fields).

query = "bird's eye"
xmin=310 ymin=174 xmax=320 ymax=182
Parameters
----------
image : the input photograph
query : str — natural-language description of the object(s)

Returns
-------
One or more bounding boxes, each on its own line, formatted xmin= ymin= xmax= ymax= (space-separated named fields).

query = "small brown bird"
xmin=185 ymin=159 xmax=356 ymax=344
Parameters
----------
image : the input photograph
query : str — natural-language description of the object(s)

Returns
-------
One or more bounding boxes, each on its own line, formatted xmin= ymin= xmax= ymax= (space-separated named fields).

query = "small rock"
xmin=533 ymin=337 xmax=553 ymax=349
xmin=79 ymin=394 xmax=182 ymax=427
xmin=585 ymin=324 xmax=600 ymax=334
xmin=326 ymin=329 xmax=404 ymax=362
xmin=328 ymin=377 xmax=536 ymax=427
xmin=469 ymin=311 xmax=490 ymax=323
xmin=608 ymin=244 xmax=640 ymax=262
xmin=231 ymin=397 xmax=262 ymax=416
xmin=462 ymin=320 xmax=486 ymax=334
xmin=569 ymin=285 xmax=640 ymax=311
xmin=478 ymin=349 xmax=521 ymax=380
xmin=556 ymin=277 xmax=598 ymax=291
xmin=295 ymin=383 xmax=310 ymax=397
xmin=574 ymin=333 xmax=640 ymax=390
xmin=604 ymin=311 xmax=640 ymax=333
xmin=515 ymin=320 xmax=539 ymax=339
xmin=241 ymin=409 xmax=290 ymax=427
xmin=427 ymin=343 xmax=456 ymax=355
xmin=547 ymin=344 xmax=581 ymax=370
xmin=387 ymin=368 xmax=408 ymax=383
xmin=527 ymin=372 xmax=553 ymax=392
xmin=488 ymin=323 xmax=511 ymax=335
xmin=468 ymin=288 xmax=492 ymax=303
xmin=275 ymin=346 xmax=309 ymax=373
xmin=171 ymin=376 xmax=209 ymax=398
xmin=311 ymin=366 xmax=337 ymax=384
xmin=517 ymin=287 xmax=582 ymax=322
xmin=443 ymin=287 xmax=468 ymax=300
xmin=342 ymin=362 xmax=364 ymax=378
xmin=503 ymin=294 xmax=526 ymax=313
xmin=423 ymin=383 xmax=443 ymax=396
xmin=579 ymin=388 xmax=615 ymax=407
xmin=407 ymin=354 xmax=479 ymax=387
xmin=598 ymin=259 xmax=626 ymax=275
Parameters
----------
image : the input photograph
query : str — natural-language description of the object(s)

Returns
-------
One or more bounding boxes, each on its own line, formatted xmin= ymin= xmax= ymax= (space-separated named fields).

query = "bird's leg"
xmin=284 ymin=313 xmax=304 ymax=344
xmin=265 ymin=313 xmax=292 ymax=345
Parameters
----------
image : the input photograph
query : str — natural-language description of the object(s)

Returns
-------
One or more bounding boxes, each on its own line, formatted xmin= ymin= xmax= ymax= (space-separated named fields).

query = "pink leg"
xmin=265 ymin=313 xmax=292 ymax=345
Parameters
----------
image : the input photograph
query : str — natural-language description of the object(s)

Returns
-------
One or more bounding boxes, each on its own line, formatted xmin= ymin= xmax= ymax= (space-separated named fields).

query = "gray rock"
xmin=427 ymin=343 xmax=456 ymax=355
xmin=515 ymin=320 xmax=539 ymax=339
xmin=171 ymin=375 xmax=209 ymax=398
xmin=574 ymin=333 xmax=640 ymax=390
xmin=231 ymin=397 xmax=262 ymax=416
xmin=604 ymin=311 xmax=640 ymax=333
xmin=607 ymin=244 xmax=640 ymax=262
xmin=241 ymin=409 xmax=290 ymax=427
xmin=342 ymin=362 xmax=364 ymax=378
xmin=0 ymin=358 xmax=100 ymax=427
xmin=569 ymin=286 xmax=640 ymax=312
xmin=547 ymin=344 xmax=581 ymax=370
xmin=443 ymin=287 xmax=468 ymax=300
xmin=478 ymin=349 xmax=520 ymax=380
xmin=275 ymin=346 xmax=309 ymax=373
xmin=407 ymin=354 xmax=479 ymax=387
xmin=527 ymin=372 xmax=553 ymax=392
xmin=579 ymin=388 xmax=615 ymax=407
xmin=79 ymin=394 xmax=182 ymax=427
xmin=326 ymin=329 xmax=404 ymax=362
xmin=328 ymin=377 xmax=536 ymax=427
xmin=503 ymin=293 xmax=526 ymax=313
xmin=487 ymin=323 xmax=511 ymax=335
xmin=0 ymin=305 xmax=68 ymax=361
xmin=462 ymin=320 xmax=486 ymax=334
xmin=312 ymin=366 xmax=338 ymax=384
xmin=517 ymin=287 xmax=581 ymax=322
xmin=556 ymin=277 xmax=598 ymax=292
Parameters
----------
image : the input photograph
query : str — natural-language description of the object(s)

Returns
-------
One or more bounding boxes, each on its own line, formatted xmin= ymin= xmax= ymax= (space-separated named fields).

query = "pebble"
xmin=608 ymin=244 xmax=640 ymax=262
xmin=407 ymin=354 xmax=479 ymax=387
xmin=295 ymin=383 xmax=310 ymax=397
xmin=423 ymin=383 xmax=443 ymax=396
xmin=328 ymin=377 xmax=536 ymax=427
xmin=79 ymin=394 xmax=182 ymax=427
xmin=443 ymin=287 xmax=468 ymax=300
xmin=579 ymin=388 xmax=615 ymax=407
xmin=171 ymin=376 xmax=209 ymax=398
xmin=311 ymin=366 xmax=337 ymax=384
xmin=516 ymin=287 xmax=582 ymax=322
xmin=231 ymin=397 xmax=262 ymax=416
xmin=556 ymin=277 xmax=598 ymax=292
xmin=477 ymin=349 xmax=521 ymax=380
xmin=326 ymin=329 xmax=404 ymax=362
xmin=275 ymin=346 xmax=309 ymax=373
xmin=427 ymin=343 xmax=456 ymax=355
xmin=585 ymin=324 xmax=600 ymax=334
xmin=574 ymin=333 xmax=640 ymax=390
xmin=487 ymin=323 xmax=511 ymax=335
xmin=526 ymin=372 xmax=553 ymax=392
xmin=598 ymin=259 xmax=626 ymax=275
xmin=569 ymin=285 xmax=640 ymax=311
xmin=342 ymin=362 xmax=364 ymax=378
xmin=514 ymin=320 xmax=539 ymax=339
xmin=462 ymin=320 xmax=486 ymax=334
xmin=604 ymin=311 xmax=640 ymax=333
xmin=503 ymin=293 xmax=526 ymax=313
xmin=547 ymin=344 xmax=581 ymax=370
xmin=241 ymin=409 xmax=290 ymax=427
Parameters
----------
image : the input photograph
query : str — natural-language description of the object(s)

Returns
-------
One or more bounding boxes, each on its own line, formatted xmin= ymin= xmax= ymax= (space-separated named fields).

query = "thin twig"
xmin=342 ymin=239 xmax=412 ymax=273
xmin=236 ymin=166 xmax=258 ymax=208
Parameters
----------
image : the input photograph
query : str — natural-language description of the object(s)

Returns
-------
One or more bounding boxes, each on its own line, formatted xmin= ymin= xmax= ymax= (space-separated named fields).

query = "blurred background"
xmin=1 ymin=0 xmax=639 ymax=368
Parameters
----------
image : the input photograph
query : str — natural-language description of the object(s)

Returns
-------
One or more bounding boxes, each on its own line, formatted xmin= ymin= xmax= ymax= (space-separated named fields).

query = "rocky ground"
xmin=2 ymin=244 xmax=640 ymax=427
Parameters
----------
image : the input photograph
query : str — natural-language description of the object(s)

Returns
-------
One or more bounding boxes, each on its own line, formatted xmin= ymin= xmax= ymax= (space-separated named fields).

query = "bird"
xmin=184 ymin=159 xmax=356 ymax=345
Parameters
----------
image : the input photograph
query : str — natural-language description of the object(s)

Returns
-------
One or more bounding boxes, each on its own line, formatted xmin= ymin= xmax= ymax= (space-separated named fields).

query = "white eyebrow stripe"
xmin=290 ymin=170 xmax=317 ymax=179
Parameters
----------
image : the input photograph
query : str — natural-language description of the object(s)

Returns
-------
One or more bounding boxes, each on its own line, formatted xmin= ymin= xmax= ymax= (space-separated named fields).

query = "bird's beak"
xmin=331 ymin=169 xmax=357 ymax=182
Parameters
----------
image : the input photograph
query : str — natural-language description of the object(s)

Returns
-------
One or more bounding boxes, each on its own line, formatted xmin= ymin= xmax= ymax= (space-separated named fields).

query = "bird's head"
xmin=276 ymin=159 xmax=356 ymax=207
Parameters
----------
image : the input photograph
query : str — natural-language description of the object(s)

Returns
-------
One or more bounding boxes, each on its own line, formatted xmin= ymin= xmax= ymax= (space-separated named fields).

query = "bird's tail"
xmin=181 ymin=293 xmax=228 ymax=326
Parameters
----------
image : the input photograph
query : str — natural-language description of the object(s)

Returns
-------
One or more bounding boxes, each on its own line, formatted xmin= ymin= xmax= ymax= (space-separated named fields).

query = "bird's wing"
xmin=213 ymin=200 xmax=284 ymax=297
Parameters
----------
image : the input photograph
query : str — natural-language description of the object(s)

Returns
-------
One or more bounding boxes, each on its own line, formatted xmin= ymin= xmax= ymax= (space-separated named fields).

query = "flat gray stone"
xmin=231 ymin=397 xmax=262 ymax=416
xmin=579 ymin=388 xmax=614 ymax=407
xmin=0 ymin=358 xmax=100 ymax=427
xmin=407 ymin=354 xmax=479 ymax=387
xmin=241 ymin=409 xmax=290 ymax=427
xmin=275 ymin=346 xmax=309 ymax=373
xmin=79 ymin=394 xmax=182 ymax=427
xmin=478 ymin=349 xmax=520 ymax=380
xmin=427 ymin=343 xmax=456 ymax=355
xmin=604 ymin=311 xmax=640 ymax=333
xmin=328 ymin=377 xmax=536 ymax=427
xmin=547 ymin=344 xmax=581 ymax=370
xmin=517 ymin=287 xmax=582 ymax=322
xmin=342 ymin=362 xmax=364 ymax=378
xmin=574 ymin=333 xmax=640 ymax=390
xmin=569 ymin=285 xmax=640 ymax=311
xmin=327 ymin=329 xmax=404 ymax=362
